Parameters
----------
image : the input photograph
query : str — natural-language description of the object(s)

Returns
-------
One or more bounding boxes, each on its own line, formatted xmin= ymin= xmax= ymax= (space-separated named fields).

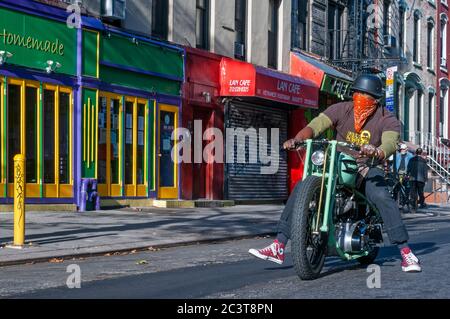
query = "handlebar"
xmin=290 ymin=139 xmax=361 ymax=152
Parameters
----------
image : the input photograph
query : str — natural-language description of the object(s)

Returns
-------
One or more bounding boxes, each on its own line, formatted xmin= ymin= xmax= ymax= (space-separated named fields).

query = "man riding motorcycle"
xmin=249 ymin=74 xmax=422 ymax=273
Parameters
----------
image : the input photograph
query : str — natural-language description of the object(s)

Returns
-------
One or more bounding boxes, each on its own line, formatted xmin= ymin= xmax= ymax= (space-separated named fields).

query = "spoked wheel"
xmin=291 ymin=176 xmax=327 ymax=281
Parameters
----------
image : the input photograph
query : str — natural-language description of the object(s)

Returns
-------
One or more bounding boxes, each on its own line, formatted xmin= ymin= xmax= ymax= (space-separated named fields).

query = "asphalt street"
xmin=1 ymin=213 xmax=449 ymax=299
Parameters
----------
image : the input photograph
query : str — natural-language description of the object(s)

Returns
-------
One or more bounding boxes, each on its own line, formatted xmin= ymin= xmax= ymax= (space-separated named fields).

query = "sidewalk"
xmin=0 ymin=205 xmax=283 ymax=266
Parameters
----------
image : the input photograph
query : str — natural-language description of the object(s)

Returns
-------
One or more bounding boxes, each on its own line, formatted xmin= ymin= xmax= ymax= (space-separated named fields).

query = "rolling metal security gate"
xmin=225 ymin=101 xmax=288 ymax=200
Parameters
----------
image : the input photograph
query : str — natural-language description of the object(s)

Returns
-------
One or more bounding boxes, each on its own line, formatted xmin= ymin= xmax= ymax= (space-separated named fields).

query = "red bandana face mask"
xmin=353 ymin=93 xmax=378 ymax=133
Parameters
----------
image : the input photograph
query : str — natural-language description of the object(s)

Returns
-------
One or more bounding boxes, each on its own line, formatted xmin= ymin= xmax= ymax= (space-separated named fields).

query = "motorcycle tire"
xmin=291 ymin=176 xmax=327 ymax=281
xmin=357 ymin=246 xmax=380 ymax=265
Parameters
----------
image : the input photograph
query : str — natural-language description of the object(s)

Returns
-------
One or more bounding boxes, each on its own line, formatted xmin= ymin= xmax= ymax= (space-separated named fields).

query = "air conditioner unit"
xmin=234 ymin=42 xmax=245 ymax=59
xmin=383 ymin=35 xmax=397 ymax=48
xmin=102 ymin=0 xmax=126 ymax=20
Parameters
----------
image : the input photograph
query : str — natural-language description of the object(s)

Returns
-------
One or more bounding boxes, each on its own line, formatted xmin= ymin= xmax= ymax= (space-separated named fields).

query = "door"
xmin=124 ymin=97 xmax=149 ymax=197
xmin=158 ymin=104 xmax=178 ymax=199
xmin=98 ymin=93 xmax=122 ymax=197
xmin=193 ymin=109 xmax=211 ymax=199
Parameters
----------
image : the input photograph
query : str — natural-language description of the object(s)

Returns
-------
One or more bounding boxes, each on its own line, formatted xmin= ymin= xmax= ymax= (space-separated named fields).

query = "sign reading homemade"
xmin=0 ymin=7 xmax=76 ymax=75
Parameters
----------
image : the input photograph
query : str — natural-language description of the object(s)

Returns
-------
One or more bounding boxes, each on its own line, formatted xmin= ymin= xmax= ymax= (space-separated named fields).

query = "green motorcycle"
xmin=290 ymin=140 xmax=384 ymax=280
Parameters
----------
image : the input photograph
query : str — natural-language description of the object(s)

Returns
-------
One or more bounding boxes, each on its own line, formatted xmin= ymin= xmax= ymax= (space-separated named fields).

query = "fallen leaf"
xmin=49 ymin=258 xmax=64 ymax=263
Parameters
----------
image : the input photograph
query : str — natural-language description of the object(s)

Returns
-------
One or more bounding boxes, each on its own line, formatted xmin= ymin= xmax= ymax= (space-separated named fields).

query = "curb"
xmin=0 ymin=232 xmax=276 ymax=268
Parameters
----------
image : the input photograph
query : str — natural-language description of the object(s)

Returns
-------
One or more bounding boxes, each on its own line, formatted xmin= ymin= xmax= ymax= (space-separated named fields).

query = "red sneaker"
xmin=249 ymin=240 xmax=285 ymax=265
xmin=401 ymin=248 xmax=422 ymax=273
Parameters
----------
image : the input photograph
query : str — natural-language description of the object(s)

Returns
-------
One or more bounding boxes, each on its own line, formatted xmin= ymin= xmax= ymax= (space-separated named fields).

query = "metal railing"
xmin=407 ymin=131 xmax=450 ymax=204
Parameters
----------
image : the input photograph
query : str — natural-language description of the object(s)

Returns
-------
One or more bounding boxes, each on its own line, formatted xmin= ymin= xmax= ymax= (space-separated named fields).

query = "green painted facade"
xmin=0 ymin=6 xmax=77 ymax=76
xmin=99 ymin=33 xmax=183 ymax=96
xmin=82 ymin=30 xmax=98 ymax=78
xmin=82 ymin=88 xmax=98 ymax=179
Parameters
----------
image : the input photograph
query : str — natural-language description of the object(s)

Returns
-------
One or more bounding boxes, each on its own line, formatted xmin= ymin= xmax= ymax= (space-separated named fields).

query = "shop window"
xmin=43 ymin=90 xmax=56 ymax=184
xmin=110 ymin=99 xmax=120 ymax=185
xmin=137 ymin=103 xmax=145 ymax=185
xmin=25 ymin=86 xmax=38 ymax=184
xmin=125 ymin=100 xmax=134 ymax=185
xmin=98 ymin=96 xmax=108 ymax=184
xmin=59 ymin=92 xmax=70 ymax=185
xmin=7 ymin=84 xmax=21 ymax=184
xmin=4 ymin=80 xmax=72 ymax=198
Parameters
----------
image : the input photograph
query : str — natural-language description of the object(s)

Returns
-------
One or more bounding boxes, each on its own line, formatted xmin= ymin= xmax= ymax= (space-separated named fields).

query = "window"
xmin=97 ymin=93 xmax=125 ymax=197
xmin=235 ymin=0 xmax=247 ymax=60
xmin=268 ymin=0 xmax=280 ymax=68
xmin=428 ymin=92 xmax=435 ymax=136
xmin=328 ymin=2 xmax=344 ymax=60
xmin=43 ymin=90 xmax=55 ymax=184
xmin=7 ymin=84 xmax=21 ymax=184
xmin=417 ymin=91 xmax=423 ymax=133
xmin=25 ymin=86 xmax=38 ymax=184
xmin=427 ymin=20 xmax=434 ymax=69
xmin=413 ymin=12 xmax=421 ymax=63
xmin=59 ymin=91 xmax=70 ymax=185
xmin=292 ymin=0 xmax=308 ymax=50
xmin=440 ymin=88 xmax=449 ymax=138
xmin=125 ymin=100 xmax=134 ymax=185
xmin=151 ymin=0 xmax=169 ymax=40
xmin=399 ymin=8 xmax=405 ymax=55
xmin=383 ymin=1 xmax=390 ymax=37
xmin=196 ymin=0 xmax=210 ymax=50
xmin=4 ymin=79 xmax=72 ymax=198
xmin=441 ymin=15 xmax=448 ymax=68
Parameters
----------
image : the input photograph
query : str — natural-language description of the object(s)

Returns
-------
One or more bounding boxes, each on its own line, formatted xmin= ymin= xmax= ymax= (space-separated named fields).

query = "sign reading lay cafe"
xmin=219 ymin=57 xmax=319 ymax=109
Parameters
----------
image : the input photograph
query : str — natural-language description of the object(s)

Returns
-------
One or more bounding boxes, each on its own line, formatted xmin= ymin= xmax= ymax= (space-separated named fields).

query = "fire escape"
xmin=327 ymin=0 xmax=407 ymax=76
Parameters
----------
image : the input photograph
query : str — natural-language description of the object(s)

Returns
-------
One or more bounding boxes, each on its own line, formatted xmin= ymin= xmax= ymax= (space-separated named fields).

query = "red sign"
xmin=220 ymin=58 xmax=319 ymax=108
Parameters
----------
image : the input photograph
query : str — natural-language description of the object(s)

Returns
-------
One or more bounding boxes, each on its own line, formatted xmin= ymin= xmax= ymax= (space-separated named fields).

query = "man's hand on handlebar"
xmin=359 ymin=144 xmax=385 ymax=160
xmin=283 ymin=138 xmax=303 ymax=150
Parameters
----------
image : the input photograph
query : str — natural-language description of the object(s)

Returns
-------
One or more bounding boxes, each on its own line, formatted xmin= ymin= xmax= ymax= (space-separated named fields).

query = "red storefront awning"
xmin=219 ymin=58 xmax=319 ymax=109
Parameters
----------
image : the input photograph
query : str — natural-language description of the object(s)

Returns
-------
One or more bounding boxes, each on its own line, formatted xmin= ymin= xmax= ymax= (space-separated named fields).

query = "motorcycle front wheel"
xmin=291 ymin=176 xmax=327 ymax=281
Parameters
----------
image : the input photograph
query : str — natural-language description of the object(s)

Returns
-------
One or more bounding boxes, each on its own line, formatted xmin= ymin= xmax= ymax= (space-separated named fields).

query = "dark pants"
xmin=410 ymin=181 xmax=426 ymax=209
xmin=277 ymin=168 xmax=409 ymax=245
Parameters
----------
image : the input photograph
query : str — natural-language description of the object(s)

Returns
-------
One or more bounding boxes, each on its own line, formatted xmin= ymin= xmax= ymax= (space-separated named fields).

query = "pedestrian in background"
xmin=408 ymin=148 xmax=429 ymax=212
xmin=395 ymin=144 xmax=414 ymax=176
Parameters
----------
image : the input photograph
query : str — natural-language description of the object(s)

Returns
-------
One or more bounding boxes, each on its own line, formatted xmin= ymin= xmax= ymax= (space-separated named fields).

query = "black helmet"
xmin=352 ymin=74 xmax=384 ymax=99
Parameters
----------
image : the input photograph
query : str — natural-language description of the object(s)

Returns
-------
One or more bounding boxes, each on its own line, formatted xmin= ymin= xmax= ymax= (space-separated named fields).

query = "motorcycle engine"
xmin=335 ymin=221 xmax=383 ymax=254
xmin=336 ymin=221 xmax=369 ymax=254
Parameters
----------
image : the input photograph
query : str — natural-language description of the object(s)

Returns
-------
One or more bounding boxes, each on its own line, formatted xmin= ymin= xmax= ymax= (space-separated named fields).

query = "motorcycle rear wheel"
xmin=291 ymin=176 xmax=327 ymax=281
xmin=357 ymin=246 xmax=380 ymax=265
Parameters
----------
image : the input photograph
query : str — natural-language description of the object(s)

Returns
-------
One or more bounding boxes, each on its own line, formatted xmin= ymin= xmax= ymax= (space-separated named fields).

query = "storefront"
xmin=81 ymin=24 xmax=184 ymax=203
xmin=0 ymin=2 xmax=77 ymax=205
xmin=182 ymin=48 xmax=224 ymax=200
xmin=220 ymin=58 xmax=319 ymax=201
xmin=289 ymin=52 xmax=353 ymax=192
xmin=0 ymin=0 xmax=184 ymax=209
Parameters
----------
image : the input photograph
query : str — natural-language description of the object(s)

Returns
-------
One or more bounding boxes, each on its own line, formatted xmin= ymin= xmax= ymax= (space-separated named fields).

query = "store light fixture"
xmin=0 ymin=51 xmax=13 ymax=65
xmin=46 ymin=60 xmax=62 ymax=74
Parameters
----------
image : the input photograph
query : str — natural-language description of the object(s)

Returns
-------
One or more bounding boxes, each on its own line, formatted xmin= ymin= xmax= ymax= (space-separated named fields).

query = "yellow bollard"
xmin=13 ymin=154 xmax=26 ymax=247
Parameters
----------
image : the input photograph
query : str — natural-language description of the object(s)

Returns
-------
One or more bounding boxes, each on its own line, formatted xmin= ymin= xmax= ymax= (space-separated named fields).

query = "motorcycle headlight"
xmin=311 ymin=150 xmax=325 ymax=167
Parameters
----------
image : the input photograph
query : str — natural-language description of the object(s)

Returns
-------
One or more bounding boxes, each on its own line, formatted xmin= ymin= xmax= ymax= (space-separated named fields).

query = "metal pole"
xmin=13 ymin=154 xmax=26 ymax=247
